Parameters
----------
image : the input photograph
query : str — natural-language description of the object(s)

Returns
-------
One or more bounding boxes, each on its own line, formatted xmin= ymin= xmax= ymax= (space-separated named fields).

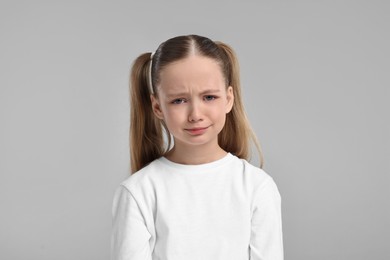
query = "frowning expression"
xmin=151 ymin=55 xmax=234 ymax=150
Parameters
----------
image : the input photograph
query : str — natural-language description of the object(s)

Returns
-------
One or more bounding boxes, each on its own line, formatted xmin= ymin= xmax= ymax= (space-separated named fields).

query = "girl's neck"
xmin=164 ymin=145 xmax=227 ymax=165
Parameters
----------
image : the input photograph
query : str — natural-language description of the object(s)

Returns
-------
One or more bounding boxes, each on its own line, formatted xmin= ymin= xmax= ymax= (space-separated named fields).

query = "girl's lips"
xmin=185 ymin=126 xmax=209 ymax=135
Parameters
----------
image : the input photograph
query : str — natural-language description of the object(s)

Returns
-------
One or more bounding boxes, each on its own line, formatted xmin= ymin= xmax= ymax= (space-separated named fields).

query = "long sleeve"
xmin=249 ymin=177 xmax=284 ymax=260
xmin=111 ymin=185 xmax=152 ymax=260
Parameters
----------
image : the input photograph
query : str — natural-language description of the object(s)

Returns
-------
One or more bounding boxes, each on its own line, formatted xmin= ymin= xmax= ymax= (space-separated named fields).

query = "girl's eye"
xmin=204 ymin=95 xmax=217 ymax=101
xmin=171 ymin=98 xmax=186 ymax=104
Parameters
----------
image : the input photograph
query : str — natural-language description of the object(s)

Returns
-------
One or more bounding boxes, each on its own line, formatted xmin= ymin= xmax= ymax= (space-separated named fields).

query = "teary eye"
xmin=171 ymin=98 xmax=186 ymax=104
xmin=204 ymin=95 xmax=217 ymax=101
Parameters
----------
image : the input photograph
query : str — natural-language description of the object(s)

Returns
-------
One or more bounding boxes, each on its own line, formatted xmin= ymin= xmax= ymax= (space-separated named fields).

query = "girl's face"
xmin=151 ymin=55 xmax=234 ymax=152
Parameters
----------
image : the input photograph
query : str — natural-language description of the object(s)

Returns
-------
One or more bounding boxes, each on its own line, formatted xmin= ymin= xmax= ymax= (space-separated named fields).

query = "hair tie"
xmin=148 ymin=52 xmax=155 ymax=94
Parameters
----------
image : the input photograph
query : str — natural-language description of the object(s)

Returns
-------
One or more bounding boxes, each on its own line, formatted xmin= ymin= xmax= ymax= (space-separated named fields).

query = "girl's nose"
xmin=188 ymin=102 xmax=203 ymax=122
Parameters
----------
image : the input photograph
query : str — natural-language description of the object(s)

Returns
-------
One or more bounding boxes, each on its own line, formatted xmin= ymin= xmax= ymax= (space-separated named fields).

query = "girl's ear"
xmin=225 ymin=86 xmax=234 ymax=113
xmin=150 ymin=94 xmax=164 ymax=120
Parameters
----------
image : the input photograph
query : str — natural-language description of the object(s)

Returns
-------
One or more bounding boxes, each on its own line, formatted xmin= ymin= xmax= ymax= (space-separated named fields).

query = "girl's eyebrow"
xmin=166 ymin=89 xmax=221 ymax=98
xmin=200 ymin=89 xmax=221 ymax=95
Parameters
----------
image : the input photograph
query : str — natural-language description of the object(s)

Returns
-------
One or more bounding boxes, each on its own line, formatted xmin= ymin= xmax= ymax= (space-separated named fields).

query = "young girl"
xmin=111 ymin=35 xmax=283 ymax=260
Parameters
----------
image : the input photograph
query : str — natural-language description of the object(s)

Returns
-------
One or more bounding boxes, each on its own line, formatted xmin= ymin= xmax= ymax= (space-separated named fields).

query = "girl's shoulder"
xmin=232 ymin=155 xmax=276 ymax=190
xmin=118 ymin=158 xmax=163 ymax=192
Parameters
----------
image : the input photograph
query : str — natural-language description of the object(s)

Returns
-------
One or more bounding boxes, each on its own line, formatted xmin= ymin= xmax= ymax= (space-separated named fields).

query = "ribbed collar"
xmin=157 ymin=152 xmax=234 ymax=173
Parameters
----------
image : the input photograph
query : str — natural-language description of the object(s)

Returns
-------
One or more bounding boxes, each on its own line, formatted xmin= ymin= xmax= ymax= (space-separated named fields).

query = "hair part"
xmin=129 ymin=34 xmax=263 ymax=173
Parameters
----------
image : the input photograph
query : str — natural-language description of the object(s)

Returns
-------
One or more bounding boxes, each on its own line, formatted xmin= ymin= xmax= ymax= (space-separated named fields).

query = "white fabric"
xmin=111 ymin=153 xmax=284 ymax=260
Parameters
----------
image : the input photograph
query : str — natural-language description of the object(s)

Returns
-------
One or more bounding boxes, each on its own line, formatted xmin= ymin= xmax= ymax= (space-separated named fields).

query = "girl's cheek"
xmin=166 ymin=108 xmax=180 ymax=117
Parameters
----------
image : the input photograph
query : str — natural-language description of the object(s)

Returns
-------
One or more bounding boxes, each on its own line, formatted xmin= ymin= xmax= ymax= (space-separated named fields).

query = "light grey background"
xmin=1 ymin=1 xmax=388 ymax=259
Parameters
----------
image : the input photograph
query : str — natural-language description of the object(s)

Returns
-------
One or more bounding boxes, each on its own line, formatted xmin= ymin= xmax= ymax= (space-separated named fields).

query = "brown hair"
xmin=130 ymin=34 xmax=263 ymax=173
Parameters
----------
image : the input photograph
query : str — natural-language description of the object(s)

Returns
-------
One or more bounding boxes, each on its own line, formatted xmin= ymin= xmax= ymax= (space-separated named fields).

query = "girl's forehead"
xmin=158 ymin=55 xmax=225 ymax=87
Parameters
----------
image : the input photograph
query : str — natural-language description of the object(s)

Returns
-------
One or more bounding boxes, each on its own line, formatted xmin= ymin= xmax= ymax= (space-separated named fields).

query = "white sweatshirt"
xmin=111 ymin=153 xmax=283 ymax=260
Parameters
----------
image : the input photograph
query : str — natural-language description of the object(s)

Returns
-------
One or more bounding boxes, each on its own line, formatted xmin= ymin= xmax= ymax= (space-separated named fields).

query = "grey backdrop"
xmin=1 ymin=1 xmax=388 ymax=259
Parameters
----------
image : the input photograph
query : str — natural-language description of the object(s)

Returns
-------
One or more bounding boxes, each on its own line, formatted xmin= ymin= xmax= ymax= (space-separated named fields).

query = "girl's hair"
xmin=130 ymin=34 xmax=264 ymax=173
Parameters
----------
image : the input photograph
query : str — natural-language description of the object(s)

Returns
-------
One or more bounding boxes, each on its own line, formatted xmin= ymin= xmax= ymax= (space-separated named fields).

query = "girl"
xmin=111 ymin=35 xmax=283 ymax=260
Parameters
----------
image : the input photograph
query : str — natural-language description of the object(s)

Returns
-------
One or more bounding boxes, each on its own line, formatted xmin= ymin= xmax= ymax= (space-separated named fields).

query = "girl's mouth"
xmin=185 ymin=127 xmax=209 ymax=135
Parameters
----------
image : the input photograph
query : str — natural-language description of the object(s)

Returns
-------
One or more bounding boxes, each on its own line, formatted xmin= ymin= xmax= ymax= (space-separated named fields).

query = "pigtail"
xmin=216 ymin=42 xmax=264 ymax=168
xmin=129 ymin=53 xmax=165 ymax=173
